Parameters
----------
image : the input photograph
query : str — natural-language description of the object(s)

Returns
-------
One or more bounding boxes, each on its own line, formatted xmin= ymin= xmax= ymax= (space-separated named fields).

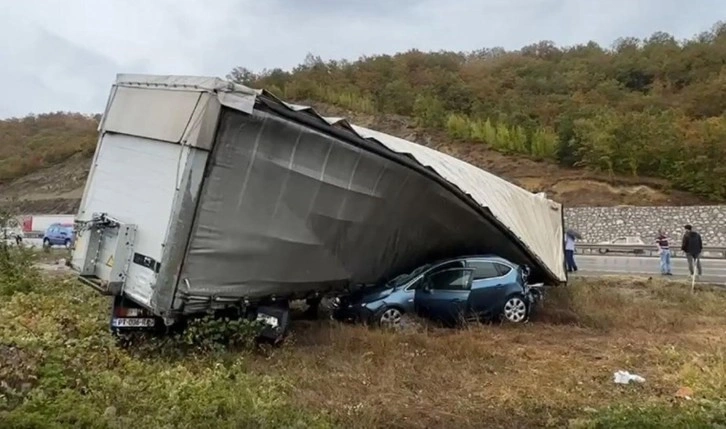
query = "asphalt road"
xmin=575 ymin=254 xmax=726 ymax=285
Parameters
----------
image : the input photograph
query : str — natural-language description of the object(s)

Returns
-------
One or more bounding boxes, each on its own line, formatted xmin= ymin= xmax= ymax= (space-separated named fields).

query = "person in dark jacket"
xmin=681 ymin=224 xmax=703 ymax=276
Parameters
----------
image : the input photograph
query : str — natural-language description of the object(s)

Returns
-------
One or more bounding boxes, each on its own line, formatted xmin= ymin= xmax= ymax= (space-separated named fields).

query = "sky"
xmin=1 ymin=0 xmax=724 ymax=118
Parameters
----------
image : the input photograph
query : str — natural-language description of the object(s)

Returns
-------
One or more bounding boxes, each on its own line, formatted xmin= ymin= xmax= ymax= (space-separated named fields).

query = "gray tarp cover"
xmin=176 ymin=106 xmax=563 ymax=307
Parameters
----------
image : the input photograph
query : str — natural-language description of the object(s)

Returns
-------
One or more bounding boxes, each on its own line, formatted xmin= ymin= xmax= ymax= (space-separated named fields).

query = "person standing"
xmin=565 ymin=231 xmax=578 ymax=273
xmin=655 ymin=230 xmax=672 ymax=275
xmin=680 ymin=224 xmax=703 ymax=276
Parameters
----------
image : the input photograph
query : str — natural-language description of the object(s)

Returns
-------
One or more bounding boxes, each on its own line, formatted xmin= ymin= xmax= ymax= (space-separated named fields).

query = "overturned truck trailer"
xmin=71 ymin=74 xmax=566 ymax=332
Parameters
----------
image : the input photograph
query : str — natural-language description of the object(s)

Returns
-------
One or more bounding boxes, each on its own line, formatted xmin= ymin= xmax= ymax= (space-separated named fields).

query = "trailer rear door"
xmin=71 ymin=133 xmax=185 ymax=307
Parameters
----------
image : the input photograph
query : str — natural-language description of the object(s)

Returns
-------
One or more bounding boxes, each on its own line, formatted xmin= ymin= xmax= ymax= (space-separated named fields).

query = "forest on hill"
xmin=0 ymin=113 xmax=98 ymax=183
xmin=230 ymin=21 xmax=726 ymax=201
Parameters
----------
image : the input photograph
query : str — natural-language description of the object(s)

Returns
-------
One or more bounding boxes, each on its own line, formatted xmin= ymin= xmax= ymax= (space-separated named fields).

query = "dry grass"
xmin=248 ymin=277 xmax=726 ymax=428
xmin=3 ymin=267 xmax=726 ymax=428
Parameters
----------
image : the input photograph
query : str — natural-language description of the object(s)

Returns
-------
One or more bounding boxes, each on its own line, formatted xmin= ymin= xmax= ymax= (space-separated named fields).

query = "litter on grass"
xmin=613 ymin=370 xmax=645 ymax=384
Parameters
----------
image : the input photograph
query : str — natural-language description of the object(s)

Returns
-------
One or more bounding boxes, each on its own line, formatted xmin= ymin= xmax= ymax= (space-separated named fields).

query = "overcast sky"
xmin=1 ymin=0 xmax=723 ymax=118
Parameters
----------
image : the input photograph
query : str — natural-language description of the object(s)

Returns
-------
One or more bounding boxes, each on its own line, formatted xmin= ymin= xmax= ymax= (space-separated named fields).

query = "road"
xmin=575 ymin=254 xmax=726 ymax=285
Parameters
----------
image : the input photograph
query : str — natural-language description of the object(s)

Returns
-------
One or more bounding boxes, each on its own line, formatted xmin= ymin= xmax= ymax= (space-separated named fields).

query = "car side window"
xmin=494 ymin=263 xmax=512 ymax=276
xmin=405 ymin=276 xmax=424 ymax=291
xmin=427 ymin=269 xmax=473 ymax=291
xmin=467 ymin=261 xmax=500 ymax=280
xmin=429 ymin=261 xmax=464 ymax=274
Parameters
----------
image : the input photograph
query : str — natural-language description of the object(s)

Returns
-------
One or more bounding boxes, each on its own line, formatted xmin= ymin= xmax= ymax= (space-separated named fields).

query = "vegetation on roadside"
xmin=1 ymin=253 xmax=726 ymax=428
xmin=232 ymin=21 xmax=726 ymax=200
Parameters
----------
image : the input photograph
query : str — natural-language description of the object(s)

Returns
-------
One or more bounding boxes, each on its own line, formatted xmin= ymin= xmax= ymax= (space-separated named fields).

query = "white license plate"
xmin=256 ymin=313 xmax=279 ymax=328
xmin=112 ymin=317 xmax=155 ymax=328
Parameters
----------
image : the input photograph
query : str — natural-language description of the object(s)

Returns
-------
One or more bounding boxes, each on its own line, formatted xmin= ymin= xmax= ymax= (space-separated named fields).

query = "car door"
xmin=46 ymin=226 xmax=58 ymax=245
xmin=59 ymin=226 xmax=71 ymax=244
xmin=52 ymin=226 xmax=64 ymax=245
xmin=467 ymin=260 xmax=512 ymax=318
xmin=414 ymin=267 xmax=474 ymax=326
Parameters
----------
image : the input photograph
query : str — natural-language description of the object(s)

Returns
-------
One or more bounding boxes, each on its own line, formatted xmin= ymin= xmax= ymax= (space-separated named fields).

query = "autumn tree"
xmin=232 ymin=21 xmax=726 ymax=200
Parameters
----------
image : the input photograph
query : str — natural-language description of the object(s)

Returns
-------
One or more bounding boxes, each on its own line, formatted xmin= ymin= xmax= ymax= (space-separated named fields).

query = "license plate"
xmin=112 ymin=317 xmax=155 ymax=328
xmin=256 ymin=313 xmax=279 ymax=328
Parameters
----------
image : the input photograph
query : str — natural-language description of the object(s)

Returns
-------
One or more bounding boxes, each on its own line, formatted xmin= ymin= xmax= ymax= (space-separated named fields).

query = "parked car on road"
xmin=43 ymin=223 xmax=75 ymax=249
xmin=597 ymin=236 xmax=646 ymax=254
xmin=332 ymin=255 xmax=543 ymax=328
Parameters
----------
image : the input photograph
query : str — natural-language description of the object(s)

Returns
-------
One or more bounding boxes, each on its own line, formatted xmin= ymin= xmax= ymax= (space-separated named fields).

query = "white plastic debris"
xmin=613 ymin=370 xmax=645 ymax=384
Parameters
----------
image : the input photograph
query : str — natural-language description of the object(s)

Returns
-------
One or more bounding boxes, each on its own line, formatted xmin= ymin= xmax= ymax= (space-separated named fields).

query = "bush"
xmin=445 ymin=113 xmax=471 ymax=139
xmin=181 ymin=315 xmax=264 ymax=351
xmin=0 ymin=247 xmax=42 ymax=296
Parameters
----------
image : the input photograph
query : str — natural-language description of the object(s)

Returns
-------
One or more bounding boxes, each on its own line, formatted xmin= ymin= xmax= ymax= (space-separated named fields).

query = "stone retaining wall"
xmin=564 ymin=205 xmax=726 ymax=246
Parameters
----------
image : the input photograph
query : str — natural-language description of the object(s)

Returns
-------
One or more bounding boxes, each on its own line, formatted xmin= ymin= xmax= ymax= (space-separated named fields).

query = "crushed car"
xmin=332 ymin=255 xmax=543 ymax=327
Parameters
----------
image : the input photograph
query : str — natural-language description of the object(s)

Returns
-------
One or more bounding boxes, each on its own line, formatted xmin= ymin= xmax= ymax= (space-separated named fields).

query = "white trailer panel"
xmin=72 ymin=133 xmax=197 ymax=307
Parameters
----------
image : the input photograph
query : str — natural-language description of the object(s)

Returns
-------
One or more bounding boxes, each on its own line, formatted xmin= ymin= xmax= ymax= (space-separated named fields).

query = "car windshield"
xmin=388 ymin=263 xmax=432 ymax=287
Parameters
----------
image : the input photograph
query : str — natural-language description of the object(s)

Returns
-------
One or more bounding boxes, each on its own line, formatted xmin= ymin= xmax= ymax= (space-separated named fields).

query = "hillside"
xmin=6 ymin=21 xmax=726 ymax=212
xmin=0 ymin=113 xmax=97 ymax=214
xmin=0 ymin=112 xmax=98 ymax=183
xmin=233 ymin=21 xmax=726 ymax=202
xmin=0 ymin=103 xmax=708 ymax=214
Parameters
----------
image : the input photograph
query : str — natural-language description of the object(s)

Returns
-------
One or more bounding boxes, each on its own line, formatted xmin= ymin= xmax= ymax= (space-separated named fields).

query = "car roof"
xmin=426 ymin=254 xmax=517 ymax=268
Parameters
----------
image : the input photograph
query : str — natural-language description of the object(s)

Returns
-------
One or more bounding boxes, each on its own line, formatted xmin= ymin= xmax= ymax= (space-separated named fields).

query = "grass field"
xmin=1 ymin=249 xmax=726 ymax=428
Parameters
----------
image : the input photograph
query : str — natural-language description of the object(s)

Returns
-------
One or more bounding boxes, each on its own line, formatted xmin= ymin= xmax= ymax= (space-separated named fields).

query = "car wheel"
xmin=377 ymin=307 xmax=404 ymax=328
xmin=598 ymin=248 xmax=608 ymax=254
xmin=502 ymin=295 xmax=528 ymax=323
xmin=43 ymin=238 xmax=51 ymax=248
xmin=64 ymin=239 xmax=72 ymax=249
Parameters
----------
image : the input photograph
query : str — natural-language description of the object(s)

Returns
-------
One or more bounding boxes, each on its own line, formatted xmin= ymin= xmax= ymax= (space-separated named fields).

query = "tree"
xmin=233 ymin=20 xmax=726 ymax=200
xmin=226 ymin=67 xmax=257 ymax=85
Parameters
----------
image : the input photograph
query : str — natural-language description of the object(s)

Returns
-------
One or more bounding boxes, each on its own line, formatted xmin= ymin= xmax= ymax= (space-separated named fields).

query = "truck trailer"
xmin=70 ymin=74 xmax=566 ymax=336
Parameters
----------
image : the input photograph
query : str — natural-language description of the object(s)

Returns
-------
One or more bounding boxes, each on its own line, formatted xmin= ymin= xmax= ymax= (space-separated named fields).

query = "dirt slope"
xmin=0 ymin=153 xmax=90 ymax=214
xmin=0 ymin=104 xmax=711 ymax=214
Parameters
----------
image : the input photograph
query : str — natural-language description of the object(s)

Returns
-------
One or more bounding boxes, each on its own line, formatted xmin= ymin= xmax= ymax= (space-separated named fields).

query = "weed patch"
xmin=2 ymin=258 xmax=726 ymax=428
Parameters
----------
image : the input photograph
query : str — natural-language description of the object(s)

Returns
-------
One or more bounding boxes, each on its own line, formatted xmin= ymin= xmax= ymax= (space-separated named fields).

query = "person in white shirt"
xmin=565 ymin=233 xmax=578 ymax=272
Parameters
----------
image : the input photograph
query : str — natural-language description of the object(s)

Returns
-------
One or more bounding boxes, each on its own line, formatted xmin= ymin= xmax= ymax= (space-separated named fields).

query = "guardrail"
xmin=576 ymin=244 xmax=726 ymax=259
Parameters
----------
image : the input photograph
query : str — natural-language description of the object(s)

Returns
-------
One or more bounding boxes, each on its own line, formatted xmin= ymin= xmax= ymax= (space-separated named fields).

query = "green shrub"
xmin=0 ymin=247 xmax=42 ymax=296
xmin=181 ymin=315 xmax=264 ymax=351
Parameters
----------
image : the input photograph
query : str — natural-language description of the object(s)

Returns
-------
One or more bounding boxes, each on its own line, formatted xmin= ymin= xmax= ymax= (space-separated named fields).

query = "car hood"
xmin=344 ymin=283 xmax=396 ymax=304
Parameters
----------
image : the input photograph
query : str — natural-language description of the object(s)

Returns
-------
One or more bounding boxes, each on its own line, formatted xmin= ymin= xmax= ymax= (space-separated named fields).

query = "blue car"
xmin=43 ymin=223 xmax=75 ymax=248
xmin=332 ymin=255 xmax=543 ymax=327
